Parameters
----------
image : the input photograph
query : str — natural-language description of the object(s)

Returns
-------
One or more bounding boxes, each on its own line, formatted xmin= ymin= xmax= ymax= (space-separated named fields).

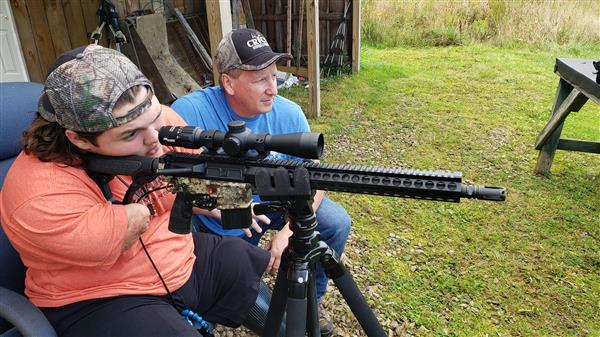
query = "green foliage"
xmin=280 ymin=44 xmax=600 ymax=336
xmin=361 ymin=0 xmax=600 ymax=48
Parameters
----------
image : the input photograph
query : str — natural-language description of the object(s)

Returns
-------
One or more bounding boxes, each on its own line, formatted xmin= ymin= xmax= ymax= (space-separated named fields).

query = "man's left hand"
xmin=266 ymin=223 xmax=292 ymax=273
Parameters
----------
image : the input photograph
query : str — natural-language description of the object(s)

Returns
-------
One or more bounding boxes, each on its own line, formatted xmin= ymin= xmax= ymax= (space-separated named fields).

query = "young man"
xmin=0 ymin=45 xmax=269 ymax=337
xmin=171 ymin=28 xmax=352 ymax=336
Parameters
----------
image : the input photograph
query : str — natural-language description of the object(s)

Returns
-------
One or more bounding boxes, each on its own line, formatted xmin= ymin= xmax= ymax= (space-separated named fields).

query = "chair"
xmin=0 ymin=82 xmax=57 ymax=337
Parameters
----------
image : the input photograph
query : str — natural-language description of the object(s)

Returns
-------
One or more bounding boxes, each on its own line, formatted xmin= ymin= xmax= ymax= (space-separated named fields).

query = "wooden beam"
xmin=352 ymin=0 xmax=361 ymax=73
xmin=241 ymin=0 xmax=254 ymax=28
xmin=173 ymin=7 xmax=212 ymax=71
xmin=286 ymin=0 xmax=291 ymax=67
xmin=306 ymin=0 xmax=320 ymax=118
xmin=534 ymin=88 xmax=588 ymax=150
xmin=205 ymin=0 xmax=232 ymax=85
xmin=534 ymin=79 xmax=586 ymax=175
xmin=231 ymin=0 xmax=240 ymax=29
xmin=296 ymin=0 xmax=304 ymax=67
xmin=277 ymin=65 xmax=309 ymax=78
xmin=275 ymin=1 xmax=282 ymax=51
xmin=125 ymin=23 xmax=174 ymax=104
xmin=557 ymin=139 xmax=600 ymax=154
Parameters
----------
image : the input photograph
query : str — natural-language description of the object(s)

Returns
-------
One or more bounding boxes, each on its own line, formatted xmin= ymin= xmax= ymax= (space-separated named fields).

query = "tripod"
xmin=90 ymin=0 xmax=127 ymax=51
xmin=258 ymin=167 xmax=387 ymax=337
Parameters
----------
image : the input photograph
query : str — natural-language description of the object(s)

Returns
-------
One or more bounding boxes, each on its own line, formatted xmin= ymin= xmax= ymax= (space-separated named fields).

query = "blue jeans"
xmin=194 ymin=196 xmax=352 ymax=302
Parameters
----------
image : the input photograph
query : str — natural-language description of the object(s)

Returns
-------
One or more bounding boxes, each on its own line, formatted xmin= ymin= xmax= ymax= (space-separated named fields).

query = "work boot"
xmin=318 ymin=303 xmax=334 ymax=337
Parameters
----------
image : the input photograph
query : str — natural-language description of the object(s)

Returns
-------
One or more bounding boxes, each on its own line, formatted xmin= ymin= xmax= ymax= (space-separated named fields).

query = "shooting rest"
xmin=258 ymin=167 xmax=387 ymax=337
xmin=534 ymin=58 xmax=600 ymax=174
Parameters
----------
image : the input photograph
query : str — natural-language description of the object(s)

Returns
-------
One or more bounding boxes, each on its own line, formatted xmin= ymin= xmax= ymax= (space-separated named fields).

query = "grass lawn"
xmin=280 ymin=44 xmax=600 ymax=337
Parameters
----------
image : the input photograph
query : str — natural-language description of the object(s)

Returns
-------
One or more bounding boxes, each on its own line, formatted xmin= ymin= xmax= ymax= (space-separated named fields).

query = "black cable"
xmin=133 ymin=187 xmax=213 ymax=335
xmin=134 ymin=188 xmax=180 ymax=309
xmin=138 ymin=237 xmax=179 ymax=309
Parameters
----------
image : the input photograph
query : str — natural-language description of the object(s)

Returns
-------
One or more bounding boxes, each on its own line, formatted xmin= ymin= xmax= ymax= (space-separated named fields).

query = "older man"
xmin=171 ymin=28 xmax=352 ymax=336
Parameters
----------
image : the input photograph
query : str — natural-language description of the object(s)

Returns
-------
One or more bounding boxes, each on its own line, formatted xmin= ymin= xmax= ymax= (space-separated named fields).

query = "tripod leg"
xmin=243 ymin=280 xmax=285 ymax=336
xmin=306 ymin=268 xmax=320 ymax=337
xmin=264 ymin=260 xmax=290 ymax=337
xmin=285 ymin=261 xmax=309 ymax=337
xmin=322 ymin=252 xmax=387 ymax=337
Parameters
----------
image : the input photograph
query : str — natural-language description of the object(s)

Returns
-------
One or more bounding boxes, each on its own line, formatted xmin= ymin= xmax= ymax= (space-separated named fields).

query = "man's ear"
xmin=221 ymin=73 xmax=235 ymax=95
xmin=65 ymin=129 xmax=95 ymax=151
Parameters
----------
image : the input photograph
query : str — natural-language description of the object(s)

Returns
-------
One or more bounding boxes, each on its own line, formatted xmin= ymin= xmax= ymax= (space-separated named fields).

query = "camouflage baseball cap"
xmin=216 ymin=28 xmax=292 ymax=73
xmin=38 ymin=44 xmax=153 ymax=133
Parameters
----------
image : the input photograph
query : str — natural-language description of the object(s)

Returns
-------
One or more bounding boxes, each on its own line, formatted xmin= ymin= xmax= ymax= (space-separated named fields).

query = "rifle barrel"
xmin=256 ymin=159 xmax=506 ymax=202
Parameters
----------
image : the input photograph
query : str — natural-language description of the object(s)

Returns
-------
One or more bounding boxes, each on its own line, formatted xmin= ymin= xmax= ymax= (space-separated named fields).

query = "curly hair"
xmin=22 ymin=85 xmax=145 ymax=166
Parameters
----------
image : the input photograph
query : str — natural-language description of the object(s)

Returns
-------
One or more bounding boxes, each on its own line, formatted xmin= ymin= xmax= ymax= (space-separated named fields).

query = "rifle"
xmin=86 ymin=122 xmax=505 ymax=336
xmin=85 ymin=122 xmax=506 ymax=234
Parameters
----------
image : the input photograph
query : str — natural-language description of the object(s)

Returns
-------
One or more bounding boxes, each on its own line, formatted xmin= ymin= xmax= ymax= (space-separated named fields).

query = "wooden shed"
xmin=2 ymin=0 xmax=361 ymax=116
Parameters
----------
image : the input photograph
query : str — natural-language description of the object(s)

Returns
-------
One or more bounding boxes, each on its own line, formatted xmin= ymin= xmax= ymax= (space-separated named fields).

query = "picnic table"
xmin=534 ymin=58 xmax=600 ymax=174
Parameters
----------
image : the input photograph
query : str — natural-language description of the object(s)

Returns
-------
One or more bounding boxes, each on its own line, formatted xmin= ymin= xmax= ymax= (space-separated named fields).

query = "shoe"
xmin=318 ymin=303 xmax=334 ymax=337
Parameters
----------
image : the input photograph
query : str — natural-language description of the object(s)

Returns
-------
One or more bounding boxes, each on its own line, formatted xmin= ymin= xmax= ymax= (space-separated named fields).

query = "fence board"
xmin=80 ymin=0 xmax=98 ymax=43
xmin=62 ymin=0 xmax=89 ymax=47
xmin=10 ymin=0 xmax=43 ymax=82
xmin=44 ymin=0 xmax=72 ymax=55
xmin=274 ymin=1 xmax=282 ymax=50
xmin=319 ymin=0 xmax=328 ymax=54
xmin=27 ymin=1 xmax=55 ymax=75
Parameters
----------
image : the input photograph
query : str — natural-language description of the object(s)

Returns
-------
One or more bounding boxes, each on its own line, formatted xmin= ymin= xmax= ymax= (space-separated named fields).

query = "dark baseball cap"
xmin=38 ymin=44 xmax=153 ymax=133
xmin=216 ymin=28 xmax=292 ymax=73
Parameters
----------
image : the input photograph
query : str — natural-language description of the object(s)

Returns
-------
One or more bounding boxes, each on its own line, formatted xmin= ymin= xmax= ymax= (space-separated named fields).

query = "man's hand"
xmin=122 ymin=203 xmax=151 ymax=252
xmin=266 ymin=223 xmax=293 ymax=273
xmin=196 ymin=203 xmax=269 ymax=237
xmin=241 ymin=202 xmax=270 ymax=237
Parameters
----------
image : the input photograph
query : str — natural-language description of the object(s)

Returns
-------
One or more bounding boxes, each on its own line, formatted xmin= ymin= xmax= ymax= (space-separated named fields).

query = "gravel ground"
xmin=210 ymin=233 xmax=419 ymax=337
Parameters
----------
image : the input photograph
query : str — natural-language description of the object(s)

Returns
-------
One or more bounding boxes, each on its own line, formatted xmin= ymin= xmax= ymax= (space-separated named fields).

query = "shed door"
xmin=0 ymin=0 xmax=29 ymax=82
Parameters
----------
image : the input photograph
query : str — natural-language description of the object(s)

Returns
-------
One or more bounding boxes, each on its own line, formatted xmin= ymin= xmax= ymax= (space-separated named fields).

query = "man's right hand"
xmin=122 ymin=203 xmax=151 ymax=252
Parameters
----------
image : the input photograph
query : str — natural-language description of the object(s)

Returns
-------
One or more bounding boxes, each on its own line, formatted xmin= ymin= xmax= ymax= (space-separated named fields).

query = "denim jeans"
xmin=194 ymin=196 xmax=352 ymax=302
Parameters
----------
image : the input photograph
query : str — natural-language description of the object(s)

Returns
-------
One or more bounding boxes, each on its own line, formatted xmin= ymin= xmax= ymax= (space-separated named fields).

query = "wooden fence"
xmin=249 ymin=0 xmax=354 ymax=68
xmin=10 ymin=0 xmax=203 ymax=83
xmin=10 ymin=0 xmax=357 ymax=84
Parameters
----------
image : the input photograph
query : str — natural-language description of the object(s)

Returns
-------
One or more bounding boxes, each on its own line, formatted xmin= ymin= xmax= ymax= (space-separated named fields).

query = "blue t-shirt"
xmin=171 ymin=86 xmax=311 ymax=236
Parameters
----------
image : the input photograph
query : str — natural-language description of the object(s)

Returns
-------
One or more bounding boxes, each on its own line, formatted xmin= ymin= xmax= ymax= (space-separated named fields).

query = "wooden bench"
xmin=534 ymin=58 xmax=600 ymax=174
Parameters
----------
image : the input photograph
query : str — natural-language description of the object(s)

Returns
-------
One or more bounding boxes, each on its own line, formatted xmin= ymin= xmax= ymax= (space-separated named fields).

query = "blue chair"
xmin=0 ymin=82 xmax=57 ymax=337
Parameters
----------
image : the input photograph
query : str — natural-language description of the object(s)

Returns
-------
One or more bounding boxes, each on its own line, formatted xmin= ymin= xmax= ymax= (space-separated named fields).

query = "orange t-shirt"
xmin=0 ymin=106 xmax=198 ymax=307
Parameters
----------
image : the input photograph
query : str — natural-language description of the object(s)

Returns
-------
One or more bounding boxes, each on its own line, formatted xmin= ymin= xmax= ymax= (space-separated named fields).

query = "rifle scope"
xmin=158 ymin=121 xmax=324 ymax=159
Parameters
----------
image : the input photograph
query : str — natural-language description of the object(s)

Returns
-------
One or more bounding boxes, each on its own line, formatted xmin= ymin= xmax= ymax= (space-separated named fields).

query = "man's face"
xmin=227 ymin=63 xmax=278 ymax=117
xmin=87 ymin=87 xmax=164 ymax=157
